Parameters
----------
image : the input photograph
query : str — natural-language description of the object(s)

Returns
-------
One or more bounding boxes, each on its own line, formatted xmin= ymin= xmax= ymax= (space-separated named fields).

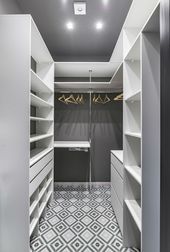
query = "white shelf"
xmin=30 ymin=116 xmax=53 ymax=122
xmin=46 ymin=190 xmax=52 ymax=202
xmin=30 ymin=147 xmax=53 ymax=166
xmin=39 ymin=202 xmax=46 ymax=218
xmin=125 ymin=90 xmax=141 ymax=101
xmin=125 ymin=131 xmax=141 ymax=138
xmin=30 ymin=133 xmax=53 ymax=143
xmin=31 ymin=93 xmax=53 ymax=108
xmin=31 ymin=70 xmax=52 ymax=94
xmin=39 ymin=178 xmax=52 ymax=200
xmin=29 ymin=199 xmax=38 ymax=216
xmin=54 ymin=141 xmax=90 ymax=148
xmin=30 ymin=216 xmax=38 ymax=237
xmin=125 ymin=200 xmax=141 ymax=231
xmin=39 ymin=191 xmax=52 ymax=218
xmin=125 ymin=165 xmax=141 ymax=184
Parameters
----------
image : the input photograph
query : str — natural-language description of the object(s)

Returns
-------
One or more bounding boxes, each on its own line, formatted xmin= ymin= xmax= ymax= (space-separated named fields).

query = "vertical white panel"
xmin=0 ymin=15 xmax=30 ymax=252
xmin=142 ymin=32 xmax=160 ymax=252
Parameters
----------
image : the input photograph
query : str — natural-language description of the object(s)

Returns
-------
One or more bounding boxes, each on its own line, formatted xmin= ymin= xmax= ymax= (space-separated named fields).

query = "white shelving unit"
xmin=29 ymin=16 xmax=54 ymax=241
xmin=0 ymin=15 xmax=54 ymax=252
xmin=121 ymin=2 xmax=161 ymax=251
xmin=123 ymin=32 xmax=142 ymax=248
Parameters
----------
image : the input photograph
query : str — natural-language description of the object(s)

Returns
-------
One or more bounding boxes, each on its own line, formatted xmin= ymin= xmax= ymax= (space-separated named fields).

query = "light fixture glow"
xmin=66 ymin=21 xmax=74 ymax=30
xmin=96 ymin=21 xmax=103 ymax=30
xmin=103 ymin=0 xmax=109 ymax=5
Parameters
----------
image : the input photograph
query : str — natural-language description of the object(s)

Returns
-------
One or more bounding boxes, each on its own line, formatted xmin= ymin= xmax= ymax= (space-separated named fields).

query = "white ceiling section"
xmin=54 ymin=62 xmax=118 ymax=78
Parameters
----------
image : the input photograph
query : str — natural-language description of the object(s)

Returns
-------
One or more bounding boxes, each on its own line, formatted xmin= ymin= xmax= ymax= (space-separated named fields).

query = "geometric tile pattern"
xmin=30 ymin=184 xmax=139 ymax=252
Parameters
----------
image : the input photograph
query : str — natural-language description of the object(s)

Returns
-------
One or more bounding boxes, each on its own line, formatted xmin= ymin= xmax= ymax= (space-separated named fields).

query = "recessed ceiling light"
xmin=103 ymin=0 xmax=109 ymax=6
xmin=96 ymin=21 xmax=103 ymax=30
xmin=74 ymin=2 xmax=86 ymax=15
xmin=66 ymin=21 xmax=74 ymax=30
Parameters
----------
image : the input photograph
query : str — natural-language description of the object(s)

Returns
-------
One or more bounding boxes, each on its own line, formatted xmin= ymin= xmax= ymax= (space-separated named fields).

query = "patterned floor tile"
xmin=31 ymin=185 xmax=139 ymax=252
xmin=61 ymin=229 xmax=76 ymax=243
xmin=80 ymin=229 xmax=95 ymax=243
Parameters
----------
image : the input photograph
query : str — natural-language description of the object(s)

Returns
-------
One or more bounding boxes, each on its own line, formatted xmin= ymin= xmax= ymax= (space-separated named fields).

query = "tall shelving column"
xmin=0 ymin=15 xmax=54 ymax=252
xmin=29 ymin=18 xmax=54 ymax=239
xmin=141 ymin=5 xmax=160 ymax=252
xmin=123 ymin=35 xmax=142 ymax=248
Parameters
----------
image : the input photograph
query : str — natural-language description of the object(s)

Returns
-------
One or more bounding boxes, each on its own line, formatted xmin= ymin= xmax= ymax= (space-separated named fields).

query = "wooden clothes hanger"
xmin=58 ymin=94 xmax=68 ymax=104
xmin=94 ymin=94 xmax=103 ymax=104
xmin=79 ymin=94 xmax=84 ymax=104
xmin=102 ymin=94 xmax=110 ymax=104
xmin=93 ymin=94 xmax=96 ymax=103
xmin=114 ymin=93 xmax=123 ymax=101
xmin=65 ymin=94 xmax=78 ymax=104
xmin=76 ymin=95 xmax=80 ymax=104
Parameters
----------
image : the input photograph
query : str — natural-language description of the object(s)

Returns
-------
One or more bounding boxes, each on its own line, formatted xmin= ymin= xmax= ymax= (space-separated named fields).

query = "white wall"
xmin=0 ymin=0 xmax=21 ymax=14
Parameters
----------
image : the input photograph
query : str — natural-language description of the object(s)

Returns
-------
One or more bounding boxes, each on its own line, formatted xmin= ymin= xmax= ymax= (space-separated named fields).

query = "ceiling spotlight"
xmin=103 ymin=0 xmax=109 ymax=6
xmin=66 ymin=21 xmax=74 ymax=30
xmin=74 ymin=2 xmax=86 ymax=15
xmin=96 ymin=21 xmax=103 ymax=30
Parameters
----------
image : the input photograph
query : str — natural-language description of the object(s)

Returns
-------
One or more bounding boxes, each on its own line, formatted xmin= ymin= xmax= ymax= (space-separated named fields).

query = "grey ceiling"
xmin=17 ymin=0 xmax=132 ymax=62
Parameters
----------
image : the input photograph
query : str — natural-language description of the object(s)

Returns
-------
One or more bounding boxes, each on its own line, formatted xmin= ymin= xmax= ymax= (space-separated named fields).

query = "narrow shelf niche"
xmin=124 ymin=60 xmax=141 ymax=100
xmin=124 ymin=135 xmax=141 ymax=167
xmin=124 ymin=100 xmax=141 ymax=135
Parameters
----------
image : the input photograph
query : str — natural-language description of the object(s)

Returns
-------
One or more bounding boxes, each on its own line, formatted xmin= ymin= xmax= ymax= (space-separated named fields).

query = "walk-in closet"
xmin=0 ymin=0 xmax=169 ymax=251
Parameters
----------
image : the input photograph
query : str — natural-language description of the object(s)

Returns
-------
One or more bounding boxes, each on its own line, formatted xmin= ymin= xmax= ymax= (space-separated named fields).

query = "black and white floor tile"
xmin=31 ymin=184 xmax=139 ymax=252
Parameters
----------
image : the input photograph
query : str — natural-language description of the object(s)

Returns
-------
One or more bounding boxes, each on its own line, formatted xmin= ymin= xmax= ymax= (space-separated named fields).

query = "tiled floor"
xmin=31 ymin=184 xmax=139 ymax=252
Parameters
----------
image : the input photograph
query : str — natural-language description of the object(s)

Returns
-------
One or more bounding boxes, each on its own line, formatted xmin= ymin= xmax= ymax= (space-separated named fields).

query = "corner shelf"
xmin=30 ymin=93 xmax=53 ymax=108
xmin=125 ymin=200 xmax=141 ymax=232
xmin=125 ymin=165 xmax=141 ymax=184
xmin=31 ymin=70 xmax=52 ymax=94
xmin=30 ymin=133 xmax=53 ymax=143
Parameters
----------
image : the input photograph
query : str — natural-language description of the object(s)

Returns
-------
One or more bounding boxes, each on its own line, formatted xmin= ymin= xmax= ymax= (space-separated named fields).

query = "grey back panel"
xmin=54 ymin=93 xmax=122 ymax=182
